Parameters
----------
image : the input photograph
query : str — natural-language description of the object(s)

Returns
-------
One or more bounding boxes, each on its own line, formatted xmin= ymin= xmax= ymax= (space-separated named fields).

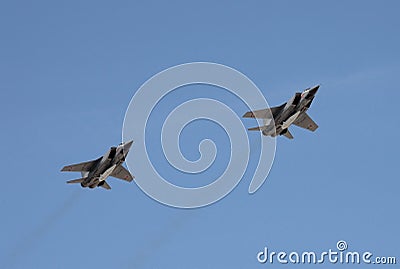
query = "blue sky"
xmin=1 ymin=1 xmax=399 ymax=268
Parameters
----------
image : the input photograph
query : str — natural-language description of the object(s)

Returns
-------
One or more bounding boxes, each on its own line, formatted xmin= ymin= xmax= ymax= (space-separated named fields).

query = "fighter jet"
xmin=61 ymin=141 xmax=134 ymax=189
xmin=243 ymin=85 xmax=319 ymax=139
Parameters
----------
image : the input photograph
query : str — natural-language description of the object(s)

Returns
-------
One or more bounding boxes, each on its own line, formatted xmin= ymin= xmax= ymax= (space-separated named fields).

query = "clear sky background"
xmin=1 ymin=1 xmax=399 ymax=268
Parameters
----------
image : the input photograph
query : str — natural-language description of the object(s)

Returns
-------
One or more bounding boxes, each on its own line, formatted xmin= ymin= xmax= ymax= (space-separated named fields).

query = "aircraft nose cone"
xmin=308 ymin=85 xmax=320 ymax=95
xmin=123 ymin=140 xmax=134 ymax=150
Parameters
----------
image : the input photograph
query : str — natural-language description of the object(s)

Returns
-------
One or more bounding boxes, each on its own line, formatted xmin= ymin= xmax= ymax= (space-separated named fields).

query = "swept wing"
xmin=110 ymin=165 xmax=134 ymax=182
xmin=242 ymin=103 xmax=285 ymax=119
xmin=61 ymin=158 xmax=101 ymax=172
xmin=293 ymin=112 xmax=318 ymax=131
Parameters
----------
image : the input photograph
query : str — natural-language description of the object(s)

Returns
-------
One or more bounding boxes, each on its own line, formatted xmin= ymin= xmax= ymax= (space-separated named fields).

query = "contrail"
xmin=2 ymin=191 xmax=81 ymax=268
xmin=126 ymin=210 xmax=197 ymax=269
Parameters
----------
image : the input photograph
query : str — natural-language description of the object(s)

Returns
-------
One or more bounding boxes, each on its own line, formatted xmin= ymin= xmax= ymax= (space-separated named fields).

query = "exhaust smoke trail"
xmin=127 ymin=211 xmax=197 ymax=269
xmin=2 ymin=191 xmax=81 ymax=268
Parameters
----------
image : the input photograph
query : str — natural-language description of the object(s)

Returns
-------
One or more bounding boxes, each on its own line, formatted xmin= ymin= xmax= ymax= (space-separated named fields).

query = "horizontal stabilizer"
xmin=66 ymin=177 xmax=87 ymax=184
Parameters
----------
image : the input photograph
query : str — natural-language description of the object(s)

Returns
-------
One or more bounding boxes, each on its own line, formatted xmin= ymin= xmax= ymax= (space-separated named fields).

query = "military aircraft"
xmin=243 ymin=85 xmax=319 ymax=139
xmin=61 ymin=141 xmax=134 ymax=189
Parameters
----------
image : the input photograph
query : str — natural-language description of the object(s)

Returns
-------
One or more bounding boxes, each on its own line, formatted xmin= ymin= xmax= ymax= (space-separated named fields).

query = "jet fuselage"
xmin=262 ymin=86 xmax=319 ymax=137
xmin=81 ymin=141 xmax=132 ymax=188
